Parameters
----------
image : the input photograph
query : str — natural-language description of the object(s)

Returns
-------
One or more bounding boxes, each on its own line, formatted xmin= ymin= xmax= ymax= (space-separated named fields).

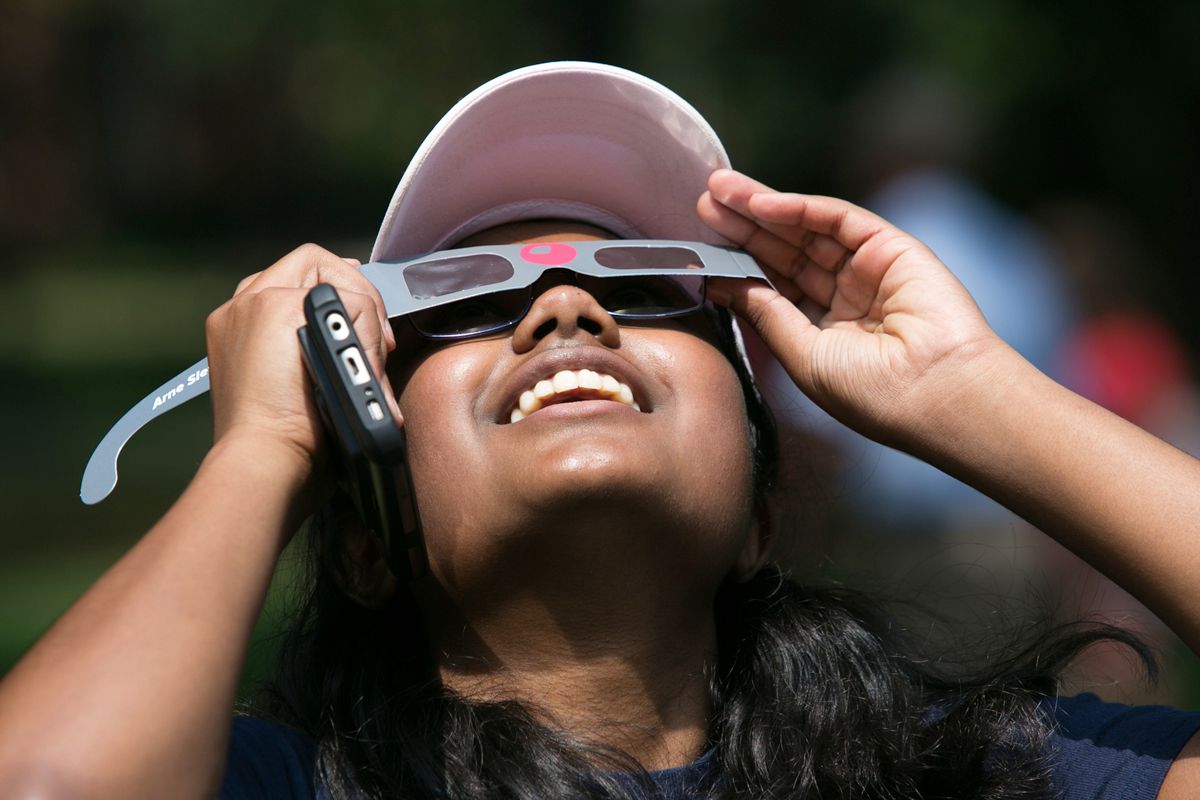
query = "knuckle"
xmin=344 ymin=290 xmax=378 ymax=318
xmin=291 ymin=242 xmax=328 ymax=261
xmin=237 ymin=285 xmax=292 ymax=319
xmin=233 ymin=272 xmax=259 ymax=295
xmin=828 ymin=209 xmax=848 ymax=239
xmin=246 ymin=286 xmax=276 ymax=308
xmin=336 ymin=287 xmax=365 ymax=307
xmin=204 ymin=307 xmax=223 ymax=337
xmin=258 ymin=285 xmax=299 ymax=309
xmin=347 ymin=269 xmax=381 ymax=296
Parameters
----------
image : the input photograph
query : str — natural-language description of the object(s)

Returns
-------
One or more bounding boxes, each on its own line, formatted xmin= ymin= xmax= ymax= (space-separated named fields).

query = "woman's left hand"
xmin=700 ymin=170 xmax=1200 ymax=670
xmin=698 ymin=168 xmax=1011 ymax=450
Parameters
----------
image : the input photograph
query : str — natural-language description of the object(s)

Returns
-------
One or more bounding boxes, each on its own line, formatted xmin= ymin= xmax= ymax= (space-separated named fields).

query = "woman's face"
xmin=387 ymin=222 xmax=760 ymax=608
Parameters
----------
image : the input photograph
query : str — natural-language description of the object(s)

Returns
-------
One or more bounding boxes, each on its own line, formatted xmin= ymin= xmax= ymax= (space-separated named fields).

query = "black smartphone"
xmin=297 ymin=283 xmax=427 ymax=581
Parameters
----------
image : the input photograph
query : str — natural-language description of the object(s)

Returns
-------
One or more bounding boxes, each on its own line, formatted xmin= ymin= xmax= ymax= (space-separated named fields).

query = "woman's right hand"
xmin=0 ymin=244 xmax=399 ymax=799
xmin=205 ymin=243 xmax=400 ymax=511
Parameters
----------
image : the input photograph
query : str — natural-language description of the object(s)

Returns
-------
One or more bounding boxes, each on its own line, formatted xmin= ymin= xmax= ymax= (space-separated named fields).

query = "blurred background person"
xmin=773 ymin=66 xmax=1196 ymax=705
xmin=825 ymin=65 xmax=1077 ymax=534
xmin=1044 ymin=200 xmax=1200 ymax=460
xmin=763 ymin=67 xmax=1077 ymax=624
xmin=1033 ymin=198 xmax=1200 ymax=704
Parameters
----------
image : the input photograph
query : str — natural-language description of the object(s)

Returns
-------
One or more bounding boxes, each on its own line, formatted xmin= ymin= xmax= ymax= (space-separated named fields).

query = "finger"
xmin=705 ymin=170 xmax=820 ymax=253
xmin=708 ymin=169 xmax=892 ymax=255
xmin=700 ymin=191 xmax=835 ymax=307
xmin=705 ymin=169 xmax=823 ymax=251
xmin=803 ymin=233 xmax=854 ymax=273
xmin=750 ymin=265 xmax=806 ymax=305
xmin=699 ymin=190 xmax=811 ymax=269
xmin=747 ymin=191 xmax=888 ymax=253
xmin=234 ymin=271 xmax=263 ymax=296
xmin=793 ymin=261 xmax=836 ymax=309
xmin=250 ymin=244 xmax=394 ymax=350
xmin=798 ymin=297 xmax=827 ymax=326
xmin=706 ymin=277 xmax=819 ymax=390
xmin=338 ymin=290 xmax=391 ymax=379
xmin=706 ymin=168 xmax=781 ymax=214
xmin=710 ymin=274 xmax=821 ymax=327
xmin=342 ymin=297 xmax=403 ymax=426
xmin=698 ymin=187 xmax=765 ymax=244
xmin=378 ymin=374 xmax=405 ymax=428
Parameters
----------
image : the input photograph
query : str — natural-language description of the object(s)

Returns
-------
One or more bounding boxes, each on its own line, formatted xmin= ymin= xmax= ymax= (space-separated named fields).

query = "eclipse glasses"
xmin=80 ymin=239 xmax=767 ymax=505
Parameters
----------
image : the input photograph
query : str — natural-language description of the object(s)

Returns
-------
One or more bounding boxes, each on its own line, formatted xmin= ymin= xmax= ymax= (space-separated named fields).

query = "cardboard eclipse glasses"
xmin=80 ymin=239 xmax=768 ymax=505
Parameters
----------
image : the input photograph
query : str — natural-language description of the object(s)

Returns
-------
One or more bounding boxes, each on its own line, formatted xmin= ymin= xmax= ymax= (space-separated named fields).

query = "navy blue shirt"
xmin=221 ymin=693 xmax=1200 ymax=799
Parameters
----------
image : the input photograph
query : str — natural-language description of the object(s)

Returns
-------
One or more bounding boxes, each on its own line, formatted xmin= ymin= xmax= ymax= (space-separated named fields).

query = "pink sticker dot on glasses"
xmin=519 ymin=243 xmax=577 ymax=266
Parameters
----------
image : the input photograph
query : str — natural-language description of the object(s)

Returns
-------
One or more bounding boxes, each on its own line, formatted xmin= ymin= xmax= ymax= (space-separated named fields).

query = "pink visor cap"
xmin=369 ymin=61 xmax=766 ymax=390
xmin=370 ymin=61 xmax=733 ymax=260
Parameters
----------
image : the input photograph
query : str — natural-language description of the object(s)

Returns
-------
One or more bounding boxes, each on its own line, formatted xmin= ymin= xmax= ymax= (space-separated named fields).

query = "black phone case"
xmin=298 ymin=283 xmax=427 ymax=580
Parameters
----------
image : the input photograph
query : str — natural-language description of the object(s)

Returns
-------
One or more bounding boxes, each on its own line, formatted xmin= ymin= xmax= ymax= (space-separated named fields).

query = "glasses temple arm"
xmin=80 ymin=357 xmax=211 ymax=505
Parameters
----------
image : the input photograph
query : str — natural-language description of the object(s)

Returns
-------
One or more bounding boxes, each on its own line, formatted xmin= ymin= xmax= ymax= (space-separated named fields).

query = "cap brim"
xmin=371 ymin=61 xmax=731 ymax=260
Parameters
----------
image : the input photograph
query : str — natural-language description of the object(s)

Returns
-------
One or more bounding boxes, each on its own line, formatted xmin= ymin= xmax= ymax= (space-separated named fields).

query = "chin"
xmin=516 ymin=448 xmax=669 ymax=513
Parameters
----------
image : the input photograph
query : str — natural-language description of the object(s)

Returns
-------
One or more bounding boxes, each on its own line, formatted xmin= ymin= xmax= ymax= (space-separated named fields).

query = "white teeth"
xmin=552 ymin=370 xmax=579 ymax=392
xmin=518 ymin=390 xmax=538 ymax=415
xmin=508 ymin=368 xmax=642 ymax=422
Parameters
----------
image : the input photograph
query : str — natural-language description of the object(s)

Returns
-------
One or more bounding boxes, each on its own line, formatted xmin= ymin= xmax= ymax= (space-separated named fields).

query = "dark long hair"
xmin=252 ymin=308 xmax=1155 ymax=799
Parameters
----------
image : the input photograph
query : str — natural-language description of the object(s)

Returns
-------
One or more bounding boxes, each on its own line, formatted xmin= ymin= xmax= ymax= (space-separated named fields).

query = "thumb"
xmin=379 ymin=374 xmax=405 ymax=429
xmin=708 ymin=277 xmax=819 ymax=389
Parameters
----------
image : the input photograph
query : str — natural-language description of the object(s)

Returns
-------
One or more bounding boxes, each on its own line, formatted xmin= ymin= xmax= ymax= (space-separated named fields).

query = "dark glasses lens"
xmin=409 ymin=275 xmax=707 ymax=339
xmin=408 ymin=288 xmax=531 ymax=339
xmin=578 ymin=275 xmax=705 ymax=317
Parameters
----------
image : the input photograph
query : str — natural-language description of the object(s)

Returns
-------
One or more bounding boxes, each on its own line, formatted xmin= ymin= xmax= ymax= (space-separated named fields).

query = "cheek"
xmin=683 ymin=388 xmax=757 ymax=546
xmin=640 ymin=332 xmax=752 ymax=462
xmin=392 ymin=348 xmax=494 ymax=535
xmin=394 ymin=344 xmax=490 ymax=433
xmin=637 ymin=334 xmax=758 ymax=549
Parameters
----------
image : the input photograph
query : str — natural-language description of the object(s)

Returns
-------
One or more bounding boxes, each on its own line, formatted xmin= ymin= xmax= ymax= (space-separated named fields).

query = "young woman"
xmin=1 ymin=62 xmax=1198 ymax=800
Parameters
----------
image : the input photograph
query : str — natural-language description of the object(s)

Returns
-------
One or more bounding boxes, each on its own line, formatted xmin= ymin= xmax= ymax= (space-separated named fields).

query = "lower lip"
xmin=510 ymin=399 xmax=643 ymax=425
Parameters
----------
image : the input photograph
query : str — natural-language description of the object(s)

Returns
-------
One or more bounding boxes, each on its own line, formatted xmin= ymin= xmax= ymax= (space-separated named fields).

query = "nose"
xmin=510 ymin=276 xmax=621 ymax=353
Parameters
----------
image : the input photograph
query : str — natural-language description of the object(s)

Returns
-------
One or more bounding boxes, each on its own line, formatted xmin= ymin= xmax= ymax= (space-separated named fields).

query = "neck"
xmin=416 ymin=556 xmax=719 ymax=771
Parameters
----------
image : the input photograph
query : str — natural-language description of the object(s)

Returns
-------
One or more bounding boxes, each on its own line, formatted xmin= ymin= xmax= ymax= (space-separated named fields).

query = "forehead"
xmin=454 ymin=219 xmax=616 ymax=247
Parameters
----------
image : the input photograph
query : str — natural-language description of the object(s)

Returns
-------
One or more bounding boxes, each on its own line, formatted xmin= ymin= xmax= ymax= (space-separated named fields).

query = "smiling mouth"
xmin=509 ymin=369 xmax=641 ymax=423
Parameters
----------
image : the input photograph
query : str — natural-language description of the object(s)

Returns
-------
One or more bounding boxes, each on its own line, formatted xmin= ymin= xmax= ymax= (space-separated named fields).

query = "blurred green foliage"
xmin=2 ymin=0 xmax=1198 ymax=702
